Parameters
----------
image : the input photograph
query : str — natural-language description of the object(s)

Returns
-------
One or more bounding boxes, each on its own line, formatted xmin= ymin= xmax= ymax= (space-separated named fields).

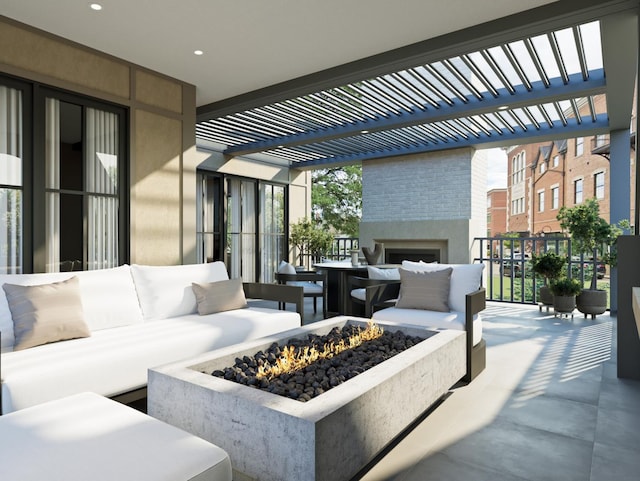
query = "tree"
xmin=557 ymin=198 xmax=625 ymax=289
xmin=311 ymin=166 xmax=362 ymax=237
xmin=289 ymin=218 xmax=334 ymax=265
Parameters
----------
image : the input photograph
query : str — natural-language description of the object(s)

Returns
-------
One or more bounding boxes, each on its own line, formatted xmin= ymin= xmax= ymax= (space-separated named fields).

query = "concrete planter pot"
xmin=576 ymin=289 xmax=607 ymax=319
xmin=553 ymin=295 xmax=576 ymax=315
xmin=539 ymin=285 xmax=554 ymax=306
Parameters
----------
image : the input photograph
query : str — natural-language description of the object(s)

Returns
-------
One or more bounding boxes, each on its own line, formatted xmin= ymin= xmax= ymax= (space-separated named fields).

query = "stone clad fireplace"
xmin=359 ymin=147 xmax=487 ymax=264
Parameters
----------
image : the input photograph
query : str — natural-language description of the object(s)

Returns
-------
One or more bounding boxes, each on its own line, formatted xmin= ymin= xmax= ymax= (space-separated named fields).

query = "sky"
xmin=485 ymin=147 xmax=508 ymax=190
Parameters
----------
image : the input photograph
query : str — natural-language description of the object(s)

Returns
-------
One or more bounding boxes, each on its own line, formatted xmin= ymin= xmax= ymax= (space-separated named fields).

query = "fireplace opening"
xmin=385 ymin=248 xmax=440 ymax=264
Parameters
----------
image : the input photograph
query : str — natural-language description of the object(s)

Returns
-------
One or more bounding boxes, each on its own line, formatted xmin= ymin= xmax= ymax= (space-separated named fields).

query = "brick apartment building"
xmin=505 ymin=94 xmax=636 ymax=236
xmin=487 ymin=188 xmax=507 ymax=236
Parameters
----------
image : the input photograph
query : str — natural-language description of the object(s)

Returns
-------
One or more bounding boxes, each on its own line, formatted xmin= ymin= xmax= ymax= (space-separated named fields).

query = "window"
xmin=0 ymin=76 xmax=128 ymax=274
xmin=538 ymin=191 xmax=545 ymax=212
xmin=511 ymin=151 xmax=525 ymax=184
xmin=595 ymin=172 xmax=605 ymax=199
xmin=551 ymin=186 xmax=559 ymax=209
xmin=552 ymin=155 xmax=559 ymax=167
xmin=540 ymin=162 xmax=546 ymax=174
xmin=198 ymin=172 xmax=286 ymax=283
xmin=575 ymin=137 xmax=584 ymax=156
xmin=594 ymin=134 xmax=607 ymax=148
xmin=511 ymin=197 xmax=524 ymax=215
xmin=487 ymin=196 xmax=491 ymax=208
xmin=574 ymin=179 xmax=583 ymax=204
xmin=0 ymin=84 xmax=24 ymax=274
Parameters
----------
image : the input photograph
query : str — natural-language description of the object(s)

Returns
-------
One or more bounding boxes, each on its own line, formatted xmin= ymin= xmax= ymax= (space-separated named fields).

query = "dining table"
xmin=313 ymin=261 xmax=400 ymax=316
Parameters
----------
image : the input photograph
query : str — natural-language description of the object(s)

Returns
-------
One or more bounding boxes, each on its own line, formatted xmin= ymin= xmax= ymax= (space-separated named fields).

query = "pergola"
xmin=196 ymin=0 xmax=639 ymax=230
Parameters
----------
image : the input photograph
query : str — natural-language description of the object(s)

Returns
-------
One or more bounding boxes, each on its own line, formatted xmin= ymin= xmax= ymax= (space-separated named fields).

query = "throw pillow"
xmin=396 ymin=267 xmax=452 ymax=312
xmin=277 ymin=260 xmax=296 ymax=275
xmin=367 ymin=266 xmax=400 ymax=280
xmin=192 ymin=278 xmax=248 ymax=315
xmin=2 ymin=276 xmax=90 ymax=351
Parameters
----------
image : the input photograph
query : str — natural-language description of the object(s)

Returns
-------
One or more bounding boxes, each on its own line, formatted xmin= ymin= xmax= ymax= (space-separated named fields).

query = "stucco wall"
xmin=0 ymin=16 xmax=198 ymax=266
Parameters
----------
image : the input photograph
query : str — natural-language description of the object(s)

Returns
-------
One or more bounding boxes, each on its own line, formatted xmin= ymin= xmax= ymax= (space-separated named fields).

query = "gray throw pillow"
xmin=396 ymin=267 xmax=452 ymax=312
xmin=192 ymin=278 xmax=248 ymax=315
xmin=2 ymin=276 xmax=90 ymax=351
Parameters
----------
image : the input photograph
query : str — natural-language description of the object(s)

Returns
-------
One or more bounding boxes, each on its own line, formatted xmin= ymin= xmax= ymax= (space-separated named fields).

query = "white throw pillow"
xmin=131 ymin=262 xmax=229 ymax=320
xmin=401 ymin=261 xmax=484 ymax=313
xmin=367 ymin=266 xmax=400 ymax=280
xmin=277 ymin=261 xmax=296 ymax=274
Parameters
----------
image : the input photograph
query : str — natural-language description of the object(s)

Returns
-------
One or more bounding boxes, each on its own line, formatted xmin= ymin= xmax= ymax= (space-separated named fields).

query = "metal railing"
xmin=475 ymin=236 xmax=609 ymax=305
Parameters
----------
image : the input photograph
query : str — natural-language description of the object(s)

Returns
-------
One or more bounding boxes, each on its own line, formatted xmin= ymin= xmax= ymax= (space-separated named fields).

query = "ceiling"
xmin=2 ymin=0 xmax=638 ymax=167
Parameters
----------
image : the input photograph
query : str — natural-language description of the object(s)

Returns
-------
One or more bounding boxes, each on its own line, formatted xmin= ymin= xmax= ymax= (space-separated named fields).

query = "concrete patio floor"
xmin=350 ymin=302 xmax=640 ymax=481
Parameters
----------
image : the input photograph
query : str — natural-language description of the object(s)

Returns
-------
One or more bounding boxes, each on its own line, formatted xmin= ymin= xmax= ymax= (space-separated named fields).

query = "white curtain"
xmin=227 ymin=178 xmax=256 ymax=281
xmin=45 ymin=98 xmax=60 ymax=272
xmin=86 ymin=107 xmax=119 ymax=270
xmin=228 ymin=179 xmax=242 ymax=278
xmin=241 ymin=181 xmax=256 ymax=281
xmin=0 ymin=86 xmax=23 ymax=273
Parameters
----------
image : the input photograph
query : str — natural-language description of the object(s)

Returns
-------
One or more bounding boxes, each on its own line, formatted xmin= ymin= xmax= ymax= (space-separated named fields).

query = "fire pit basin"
xmin=148 ymin=316 xmax=465 ymax=481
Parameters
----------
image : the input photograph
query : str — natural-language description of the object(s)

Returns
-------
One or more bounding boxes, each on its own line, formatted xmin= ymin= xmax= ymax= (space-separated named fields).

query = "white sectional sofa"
xmin=363 ymin=261 xmax=487 ymax=381
xmin=0 ymin=262 xmax=302 ymax=414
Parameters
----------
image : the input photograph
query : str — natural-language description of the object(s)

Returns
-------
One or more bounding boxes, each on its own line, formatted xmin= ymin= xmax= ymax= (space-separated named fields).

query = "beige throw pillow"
xmin=396 ymin=267 xmax=452 ymax=312
xmin=2 ymin=276 xmax=90 ymax=351
xmin=192 ymin=278 xmax=248 ymax=315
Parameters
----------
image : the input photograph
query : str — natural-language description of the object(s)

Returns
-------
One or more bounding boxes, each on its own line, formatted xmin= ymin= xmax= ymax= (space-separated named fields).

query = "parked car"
xmin=571 ymin=257 xmax=606 ymax=279
xmin=501 ymin=252 xmax=531 ymax=277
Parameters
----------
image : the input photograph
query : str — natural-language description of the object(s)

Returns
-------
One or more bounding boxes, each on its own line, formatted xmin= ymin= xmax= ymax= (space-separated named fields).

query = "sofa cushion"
xmin=192 ymin=278 xmax=248 ymax=315
xmin=0 ymin=265 xmax=142 ymax=352
xmin=3 ymin=277 xmax=90 ymax=351
xmin=0 ymin=307 xmax=301 ymax=414
xmin=131 ymin=262 xmax=229 ymax=320
xmin=372 ymin=307 xmax=483 ymax=346
xmin=396 ymin=268 xmax=452 ymax=312
xmin=401 ymin=261 xmax=484 ymax=313
xmin=367 ymin=266 xmax=400 ymax=280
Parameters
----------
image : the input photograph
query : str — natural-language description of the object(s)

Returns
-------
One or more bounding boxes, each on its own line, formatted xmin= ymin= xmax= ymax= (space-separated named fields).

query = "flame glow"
xmin=256 ymin=321 xmax=384 ymax=380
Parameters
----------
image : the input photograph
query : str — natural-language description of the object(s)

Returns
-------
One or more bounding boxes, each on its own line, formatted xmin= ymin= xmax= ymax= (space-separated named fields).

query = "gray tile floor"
xmin=350 ymin=302 xmax=640 ymax=481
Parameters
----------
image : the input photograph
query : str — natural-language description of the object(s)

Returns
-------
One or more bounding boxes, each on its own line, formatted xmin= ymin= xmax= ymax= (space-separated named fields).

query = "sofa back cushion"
xmin=0 ymin=265 xmax=143 ymax=351
xmin=401 ymin=261 xmax=484 ymax=313
xmin=131 ymin=262 xmax=229 ymax=320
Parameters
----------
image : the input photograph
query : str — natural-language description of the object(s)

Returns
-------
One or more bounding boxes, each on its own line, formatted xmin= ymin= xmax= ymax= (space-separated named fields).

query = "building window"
xmin=594 ymin=134 xmax=607 ymax=148
xmin=574 ymin=179 xmax=583 ymax=204
xmin=511 ymin=197 xmax=524 ymax=215
xmin=595 ymin=172 xmax=605 ymax=199
xmin=552 ymin=155 xmax=559 ymax=167
xmin=538 ymin=191 xmax=545 ymax=212
xmin=511 ymin=151 xmax=525 ymax=184
xmin=539 ymin=162 xmax=546 ymax=174
xmin=575 ymin=137 xmax=584 ymax=156
xmin=551 ymin=186 xmax=559 ymax=209
xmin=487 ymin=196 xmax=491 ymax=208
xmin=0 ymin=76 xmax=128 ymax=274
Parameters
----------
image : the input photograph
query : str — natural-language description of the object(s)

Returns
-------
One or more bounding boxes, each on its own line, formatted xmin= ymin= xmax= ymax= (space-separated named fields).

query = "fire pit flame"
xmin=256 ymin=321 xmax=384 ymax=380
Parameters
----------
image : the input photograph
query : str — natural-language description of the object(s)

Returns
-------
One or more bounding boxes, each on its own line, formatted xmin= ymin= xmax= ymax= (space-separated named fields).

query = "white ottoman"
xmin=0 ymin=392 xmax=232 ymax=481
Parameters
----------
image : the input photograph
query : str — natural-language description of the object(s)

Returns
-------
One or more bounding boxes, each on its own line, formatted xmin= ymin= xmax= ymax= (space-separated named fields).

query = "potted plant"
xmin=289 ymin=218 xmax=334 ymax=268
xmin=557 ymin=198 xmax=626 ymax=318
xmin=549 ymin=277 xmax=582 ymax=315
xmin=531 ymin=251 xmax=566 ymax=307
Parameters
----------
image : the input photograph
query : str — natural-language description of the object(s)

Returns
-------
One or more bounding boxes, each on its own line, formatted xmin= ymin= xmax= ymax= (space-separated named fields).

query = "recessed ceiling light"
xmin=194 ymin=50 xmax=204 ymax=56
xmin=90 ymin=3 xmax=103 ymax=11
xmin=360 ymin=130 xmax=369 ymax=134
xmin=498 ymin=105 xmax=509 ymax=111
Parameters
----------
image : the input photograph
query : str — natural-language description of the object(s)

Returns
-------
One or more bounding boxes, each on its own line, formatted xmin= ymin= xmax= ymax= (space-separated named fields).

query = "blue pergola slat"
xmin=289 ymin=113 xmax=610 ymax=168
xmin=222 ymin=69 xmax=606 ymax=157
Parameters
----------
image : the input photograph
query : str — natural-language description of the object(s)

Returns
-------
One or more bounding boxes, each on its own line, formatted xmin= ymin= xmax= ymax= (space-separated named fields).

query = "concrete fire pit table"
xmin=148 ymin=316 xmax=465 ymax=481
